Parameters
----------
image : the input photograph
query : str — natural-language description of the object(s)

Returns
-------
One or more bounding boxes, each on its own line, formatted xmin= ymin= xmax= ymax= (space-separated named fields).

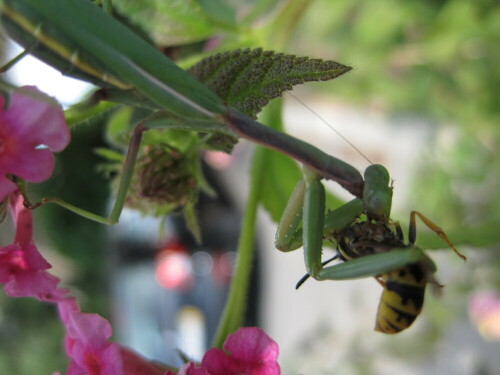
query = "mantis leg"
xmin=275 ymin=178 xmax=306 ymax=252
xmin=323 ymin=198 xmax=363 ymax=239
xmin=409 ymin=211 xmax=466 ymax=260
xmin=25 ymin=122 xmax=146 ymax=225
xmin=318 ymin=249 xmax=426 ymax=281
xmin=0 ymin=49 xmax=30 ymax=73
xmin=302 ymin=167 xmax=325 ymax=279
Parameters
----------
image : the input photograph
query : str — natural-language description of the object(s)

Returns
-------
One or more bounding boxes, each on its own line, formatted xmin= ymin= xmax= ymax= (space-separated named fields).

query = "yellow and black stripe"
xmin=375 ymin=263 xmax=426 ymax=333
xmin=335 ymin=221 xmax=431 ymax=334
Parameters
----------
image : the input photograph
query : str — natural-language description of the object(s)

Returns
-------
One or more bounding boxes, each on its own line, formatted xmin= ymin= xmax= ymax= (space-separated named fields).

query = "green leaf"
xmin=112 ymin=0 xmax=216 ymax=46
xmin=105 ymin=106 xmax=134 ymax=148
xmin=188 ymin=48 xmax=352 ymax=118
xmin=319 ymin=249 xmax=426 ymax=280
xmin=195 ymin=0 xmax=235 ymax=27
xmin=203 ymin=133 xmax=238 ymax=154
xmin=184 ymin=201 xmax=202 ymax=244
xmin=94 ymin=147 xmax=124 ymax=162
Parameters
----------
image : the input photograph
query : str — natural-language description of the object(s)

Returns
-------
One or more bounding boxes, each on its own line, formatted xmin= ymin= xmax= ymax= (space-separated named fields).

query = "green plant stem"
xmin=211 ymin=99 xmax=284 ymax=348
xmin=211 ymin=145 xmax=266 ymax=348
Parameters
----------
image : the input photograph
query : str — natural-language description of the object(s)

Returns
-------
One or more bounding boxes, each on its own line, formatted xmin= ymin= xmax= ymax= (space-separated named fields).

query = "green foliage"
xmin=112 ymin=0 xmax=218 ymax=46
xmin=260 ymin=150 xmax=303 ymax=222
xmin=0 ymin=296 xmax=67 ymax=374
xmin=188 ymin=48 xmax=352 ymax=118
xmin=297 ymin=0 xmax=499 ymax=231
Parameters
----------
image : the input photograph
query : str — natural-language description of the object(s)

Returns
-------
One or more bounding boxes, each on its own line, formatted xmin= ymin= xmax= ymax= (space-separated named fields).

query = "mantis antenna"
xmin=287 ymin=92 xmax=373 ymax=165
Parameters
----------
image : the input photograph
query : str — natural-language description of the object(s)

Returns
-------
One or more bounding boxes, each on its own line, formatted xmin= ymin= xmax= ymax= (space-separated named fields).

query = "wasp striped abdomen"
xmin=375 ymin=263 xmax=427 ymax=334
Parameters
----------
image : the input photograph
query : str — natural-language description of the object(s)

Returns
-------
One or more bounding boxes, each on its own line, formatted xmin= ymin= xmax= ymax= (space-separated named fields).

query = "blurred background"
xmin=0 ymin=0 xmax=499 ymax=374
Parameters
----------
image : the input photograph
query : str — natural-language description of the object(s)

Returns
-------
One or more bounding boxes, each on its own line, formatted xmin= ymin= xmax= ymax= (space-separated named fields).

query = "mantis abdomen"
xmin=1 ymin=0 xmax=128 ymax=89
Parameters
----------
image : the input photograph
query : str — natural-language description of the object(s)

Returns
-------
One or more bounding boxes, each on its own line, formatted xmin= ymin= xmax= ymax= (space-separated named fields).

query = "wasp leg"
xmin=409 ymin=211 xmax=466 ymax=261
xmin=374 ymin=275 xmax=385 ymax=287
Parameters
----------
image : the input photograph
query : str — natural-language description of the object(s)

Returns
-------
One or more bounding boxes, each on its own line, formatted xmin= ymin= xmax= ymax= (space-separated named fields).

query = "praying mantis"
xmin=275 ymin=163 xmax=466 ymax=333
xmin=0 ymin=0 xmax=465 ymax=334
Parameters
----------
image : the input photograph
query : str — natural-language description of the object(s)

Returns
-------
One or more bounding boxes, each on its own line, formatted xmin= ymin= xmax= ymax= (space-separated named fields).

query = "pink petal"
xmin=64 ymin=313 xmax=125 ymax=375
xmin=98 ymin=342 xmax=126 ymax=375
xmin=0 ymin=243 xmax=58 ymax=300
xmin=66 ymin=361 xmax=86 ymax=375
xmin=42 ymin=287 xmax=69 ymax=303
xmin=0 ymin=86 xmax=70 ymax=189
xmin=0 ymin=175 xmax=17 ymax=202
xmin=10 ymin=192 xmax=33 ymax=244
xmin=68 ymin=341 xmax=125 ymax=375
xmin=0 ymin=244 xmax=21 ymax=283
xmin=201 ymin=328 xmax=280 ymax=375
xmin=1 ymin=86 xmax=70 ymax=151
xmin=201 ymin=349 xmax=231 ymax=375
xmin=3 ymin=147 xmax=55 ymax=182
xmin=223 ymin=327 xmax=279 ymax=363
xmin=22 ymin=243 xmax=52 ymax=270
xmin=58 ymin=297 xmax=81 ymax=328
xmin=3 ymin=267 xmax=59 ymax=300
xmin=67 ymin=312 xmax=113 ymax=349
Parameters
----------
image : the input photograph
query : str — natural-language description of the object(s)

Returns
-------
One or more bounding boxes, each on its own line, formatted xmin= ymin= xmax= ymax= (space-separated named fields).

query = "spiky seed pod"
xmin=126 ymin=144 xmax=198 ymax=214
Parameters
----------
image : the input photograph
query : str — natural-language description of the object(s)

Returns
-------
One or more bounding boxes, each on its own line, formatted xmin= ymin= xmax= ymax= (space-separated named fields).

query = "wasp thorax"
xmin=337 ymin=221 xmax=404 ymax=260
xmin=127 ymin=144 xmax=198 ymax=212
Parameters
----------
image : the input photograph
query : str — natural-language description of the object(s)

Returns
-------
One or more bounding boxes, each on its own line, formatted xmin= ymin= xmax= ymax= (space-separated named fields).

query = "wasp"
xmin=335 ymin=216 xmax=445 ymax=333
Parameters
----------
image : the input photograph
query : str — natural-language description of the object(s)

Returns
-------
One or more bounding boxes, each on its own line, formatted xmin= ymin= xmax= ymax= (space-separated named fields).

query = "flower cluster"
xmin=0 ymin=86 xmax=70 ymax=201
xmin=469 ymin=292 xmax=500 ymax=341
xmin=57 ymin=298 xmax=126 ymax=375
xmin=0 ymin=88 xmax=127 ymax=374
xmin=168 ymin=328 xmax=280 ymax=375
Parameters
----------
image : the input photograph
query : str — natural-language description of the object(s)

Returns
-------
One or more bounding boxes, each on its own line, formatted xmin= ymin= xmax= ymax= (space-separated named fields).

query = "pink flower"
xmin=469 ymin=292 xmax=500 ymax=340
xmin=0 ymin=86 xmax=70 ymax=200
xmin=0 ymin=192 xmax=62 ymax=300
xmin=0 ymin=242 xmax=60 ymax=299
xmin=201 ymin=327 xmax=280 ymax=375
xmin=58 ymin=298 xmax=125 ymax=375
